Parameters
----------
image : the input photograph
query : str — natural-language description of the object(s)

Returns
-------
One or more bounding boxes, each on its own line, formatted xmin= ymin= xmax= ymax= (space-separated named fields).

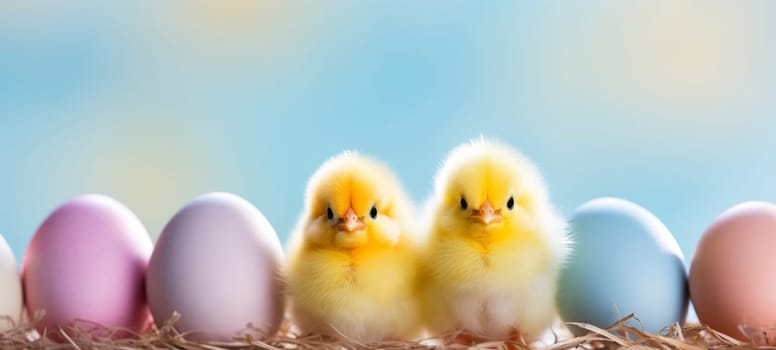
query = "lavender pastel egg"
xmin=22 ymin=194 xmax=153 ymax=338
xmin=146 ymin=192 xmax=284 ymax=341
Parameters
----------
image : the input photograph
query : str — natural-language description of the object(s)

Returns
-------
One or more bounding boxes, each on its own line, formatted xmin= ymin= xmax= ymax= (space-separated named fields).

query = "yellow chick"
xmin=286 ymin=151 xmax=422 ymax=342
xmin=421 ymin=139 xmax=570 ymax=343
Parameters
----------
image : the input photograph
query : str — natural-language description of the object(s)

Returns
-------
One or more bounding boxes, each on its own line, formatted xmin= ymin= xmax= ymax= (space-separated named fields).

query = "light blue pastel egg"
xmin=557 ymin=197 xmax=688 ymax=335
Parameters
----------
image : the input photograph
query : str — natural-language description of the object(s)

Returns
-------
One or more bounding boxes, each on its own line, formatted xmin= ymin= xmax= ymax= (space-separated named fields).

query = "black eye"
xmin=507 ymin=196 xmax=515 ymax=210
xmin=326 ymin=207 xmax=334 ymax=220
xmin=370 ymin=205 xmax=378 ymax=219
xmin=460 ymin=197 xmax=468 ymax=210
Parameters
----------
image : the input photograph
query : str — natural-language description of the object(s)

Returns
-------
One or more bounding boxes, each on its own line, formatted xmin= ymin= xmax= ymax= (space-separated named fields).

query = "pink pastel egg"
xmin=690 ymin=202 xmax=776 ymax=341
xmin=22 ymin=194 xmax=153 ymax=339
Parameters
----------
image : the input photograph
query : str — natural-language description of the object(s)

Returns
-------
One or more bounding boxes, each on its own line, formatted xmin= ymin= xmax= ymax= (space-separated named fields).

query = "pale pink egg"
xmin=22 ymin=194 xmax=153 ymax=339
xmin=690 ymin=202 xmax=776 ymax=341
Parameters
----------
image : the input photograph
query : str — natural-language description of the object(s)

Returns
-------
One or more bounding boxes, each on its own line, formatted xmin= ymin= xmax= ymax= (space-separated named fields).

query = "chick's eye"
xmin=326 ymin=207 xmax=334 ymax=220
xmin=369 ymin=205 xmax=378 ymax=219
xmin=506 ymin=196 xmax=515 ymax=210
xmin=460 ymin=197 xmax=468 ymax=210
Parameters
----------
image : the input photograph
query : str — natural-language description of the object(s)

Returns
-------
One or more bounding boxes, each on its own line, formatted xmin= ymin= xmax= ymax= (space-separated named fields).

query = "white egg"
xmin=0 ymin=234 xmax=22 ymax=330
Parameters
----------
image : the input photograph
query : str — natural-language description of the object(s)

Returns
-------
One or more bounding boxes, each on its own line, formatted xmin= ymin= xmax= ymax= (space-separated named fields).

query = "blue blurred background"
xmin=2 ymin=1 xmax=775 ymax=271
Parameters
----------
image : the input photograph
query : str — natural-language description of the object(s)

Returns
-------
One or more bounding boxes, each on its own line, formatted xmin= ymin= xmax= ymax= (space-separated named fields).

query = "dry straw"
xmin=0 ymin=312 xmax=772 ymax=350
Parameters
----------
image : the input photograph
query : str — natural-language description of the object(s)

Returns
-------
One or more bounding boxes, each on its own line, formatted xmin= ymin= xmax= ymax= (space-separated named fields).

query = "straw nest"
xmin=1 ymin=312 xmax=773 ymax=350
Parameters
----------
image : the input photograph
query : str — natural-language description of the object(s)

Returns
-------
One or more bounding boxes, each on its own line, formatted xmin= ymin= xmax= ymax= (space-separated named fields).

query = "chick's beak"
xmin=335 ymin=208 xmax=366 ymax=232
xmin=471 ymin=200 xmax=503 ymax=225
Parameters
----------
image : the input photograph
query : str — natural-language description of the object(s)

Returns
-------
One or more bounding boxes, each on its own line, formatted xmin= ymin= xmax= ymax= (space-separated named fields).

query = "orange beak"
xmin=471 ymin=200 xmax=503 ymax=225
xmin=335 ymin=208 xmax=366 ymax=232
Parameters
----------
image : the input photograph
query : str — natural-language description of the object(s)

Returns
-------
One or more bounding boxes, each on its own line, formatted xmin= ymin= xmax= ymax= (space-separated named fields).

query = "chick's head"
xmin=302 ymin=152 xmax=409 ymax=250
xmin=434 ymin=140 xmax=550 ymax=241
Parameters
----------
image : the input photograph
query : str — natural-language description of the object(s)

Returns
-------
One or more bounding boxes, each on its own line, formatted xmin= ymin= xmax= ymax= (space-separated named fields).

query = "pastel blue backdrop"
xmin=2 ymin=1 xmax=775 ymax=290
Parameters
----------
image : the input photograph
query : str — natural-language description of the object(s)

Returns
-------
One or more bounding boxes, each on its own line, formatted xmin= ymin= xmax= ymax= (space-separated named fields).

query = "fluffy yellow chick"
xmin=286 ymin=151 xmax=422 ymax=342
xmin=421 ymin=139 xmax=570 ymax=343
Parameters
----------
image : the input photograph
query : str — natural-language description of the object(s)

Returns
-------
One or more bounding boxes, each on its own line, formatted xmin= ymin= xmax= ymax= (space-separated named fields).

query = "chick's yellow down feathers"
xmin=286 ymin=152 xmax=421 ymax=342
xmin=421 ymin=139 xmax=571 ymax=341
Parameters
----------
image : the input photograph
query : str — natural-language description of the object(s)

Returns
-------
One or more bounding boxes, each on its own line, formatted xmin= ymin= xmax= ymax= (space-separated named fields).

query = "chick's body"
xmin=287 ymin=152 xmax=421 ymax=342
xmin=422 ymin=140 xmax=570 ymax=341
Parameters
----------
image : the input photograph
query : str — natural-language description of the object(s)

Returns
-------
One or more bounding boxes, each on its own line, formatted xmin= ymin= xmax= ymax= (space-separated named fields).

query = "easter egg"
xmin=146 ymin=192 xmax=284 ymax=341
xmin=557 ymin=197 xmax=688 ymax=334
xmin=0 ymin=234 xmax=22 ymax=330
xmin=22 ymin=194 xmax=153 ymax=338
xmin=690 ymin=202 xmax=776 ymax=341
